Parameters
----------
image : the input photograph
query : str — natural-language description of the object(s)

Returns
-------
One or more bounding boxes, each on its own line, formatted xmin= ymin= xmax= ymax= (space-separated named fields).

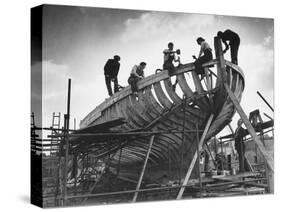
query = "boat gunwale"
xmin=80 ymin=59 xmax=245 ymax=128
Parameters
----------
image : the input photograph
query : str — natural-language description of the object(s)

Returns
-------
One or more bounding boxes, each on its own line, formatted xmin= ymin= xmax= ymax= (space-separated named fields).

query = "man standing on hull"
xmin=217 ymin=30 xmax=240 ymax=65
xmin=104 ymin=55 xmax=121 ymax=97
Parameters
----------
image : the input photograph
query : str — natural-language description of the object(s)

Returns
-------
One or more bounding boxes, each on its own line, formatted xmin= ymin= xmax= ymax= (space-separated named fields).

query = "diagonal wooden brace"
xmin=224 ymin=83 xmax=274 ymax=172
xmin=132 ymin=135 xmax=155 ymax=202
xmin=176 ymin=114 xmax=214 ymax=200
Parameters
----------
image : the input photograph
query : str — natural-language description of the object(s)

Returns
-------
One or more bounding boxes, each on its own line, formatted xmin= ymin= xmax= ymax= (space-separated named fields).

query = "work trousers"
xmin=230 ymin=38 xmax=240 ymax=65
xmin=194 ymin=49 xmax=213 ymax=75
xmin=105 ymin=76 xmax=118 ymax=96
xmin=128 ymin=75 xmax=140 ymax=93
xmin=163 ymin=62 xmax=175 ymax=76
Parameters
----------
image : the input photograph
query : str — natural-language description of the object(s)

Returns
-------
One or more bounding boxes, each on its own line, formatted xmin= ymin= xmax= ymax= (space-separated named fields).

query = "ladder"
xmin=31 ymin=112 xmax=37 ymax=153
xmin=50 ymin=112 xmax=61 ymax=155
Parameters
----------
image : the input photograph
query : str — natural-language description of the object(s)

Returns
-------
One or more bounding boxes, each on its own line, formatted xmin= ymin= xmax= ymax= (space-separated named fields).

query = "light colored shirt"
xmin=198 ymin=41 xmax=212 ymax=58
xmin=131 ymin=65 xmax=144 ymax=78
xmin=163 ymin=49 xmax=176 ymax=63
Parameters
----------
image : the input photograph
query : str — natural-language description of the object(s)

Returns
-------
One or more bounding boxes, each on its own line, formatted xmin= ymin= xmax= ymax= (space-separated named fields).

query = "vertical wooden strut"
xmin=224 ymin=84 xmax=274 ymax=171
xmin=176 ymin=114 xmax=214 ymax=200
xmin=214 ymin=36 xmax=227 ymax=85
xmin=63 ymin=78 xmax=71 ymax=206
xmin=132 ymin=135 xmax=155 ymax=202
xmin=196 ymin=124 xmax=202 ymax=197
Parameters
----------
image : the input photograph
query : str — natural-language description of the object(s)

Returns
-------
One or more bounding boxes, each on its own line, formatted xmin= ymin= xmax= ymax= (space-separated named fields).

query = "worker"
xmin=128 ymin=62 xmax=146 ymax=95
xmin=193 ymin=37 xmax=213 ymax=79
xmin=163 ymin=42 xmax=180 ymax=89
xmin=234 ymin=119 xmax=247 ymax=172
xmin=163 ymin=42 xmax=179 ymax=75
xmin=217 ymin=30 xmax=240 ymax=65
xmin=104 ymin=55 xmax=121 ymax=97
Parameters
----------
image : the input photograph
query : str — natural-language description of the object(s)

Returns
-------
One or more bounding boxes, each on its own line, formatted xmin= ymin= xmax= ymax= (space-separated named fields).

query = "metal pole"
xmin=176 ymin=114 xmax=214 ymax=200
xmin=257 ymin=91 xmax=274 ymax=112
xmin=132 ymin=135 xmax=155 ymax=202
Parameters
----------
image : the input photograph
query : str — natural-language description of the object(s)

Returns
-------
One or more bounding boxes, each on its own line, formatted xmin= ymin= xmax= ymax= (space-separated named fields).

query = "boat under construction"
xmin=31 ymin=37 xmax=274 ymax=207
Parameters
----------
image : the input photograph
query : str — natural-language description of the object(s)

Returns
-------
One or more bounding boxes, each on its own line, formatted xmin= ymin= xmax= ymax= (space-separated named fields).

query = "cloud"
xmin=263 ymin=35 xmax=273 ymax=46
xmin=239 ymin=43 xmax=273 ymax=91
xmin=120 ymin=12 xmax=216 ymax=43
xmin=42 ymin=60 xmax=72 ymax=100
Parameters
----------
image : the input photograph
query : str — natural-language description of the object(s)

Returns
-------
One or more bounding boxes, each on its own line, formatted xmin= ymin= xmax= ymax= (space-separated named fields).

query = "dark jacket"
xmin=104 ymin=59 xmax=120 ymax=78
xmin=234 ymin=126 xmax=247 ymax=152
xmin=221 ymin=30 xmax=240 ymax=44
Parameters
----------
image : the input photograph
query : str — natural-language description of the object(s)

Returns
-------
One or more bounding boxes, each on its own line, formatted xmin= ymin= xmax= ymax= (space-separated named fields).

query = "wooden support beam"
xmin=257 ymin=91 xmax=274 ymax=112
xmin=176 ymin=114 xmax=214 ymax=200
xmin=214 ymin=36 xmax=227 ymax=85
xmin=196 ymin=124 xmax=203 ymax=197
xmin=132 ymin=135 xmax=155 ymax=202
xmin=49 ymin=129 xmax=204 ymax=139
xmin=224 ymin=83 xmax=274 ymax=172
xmin=62 ymin=79 xmax=71 ymax=206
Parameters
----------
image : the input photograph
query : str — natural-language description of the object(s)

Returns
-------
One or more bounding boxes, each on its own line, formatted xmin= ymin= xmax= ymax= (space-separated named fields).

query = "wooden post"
xmin=214 ymin=36 xmax=227 ymax=85
xmin=227 ymin=124 xmax=236 ymax=155
xmin=117 ymin=147 xmax=123 ymax=176
xmin=224 ymin=83 xmax=274 ymax=171
xmin=179 ymin=95 xmax=186 ymax=181
xmin=257 ymin=91 xmax=274 ymax=112
xmin=168 ymin=142 xmax=171 ymax=178
xmin=132 ymin=135 xmax=155 ymax=202
xmin=196 ymin=124 xmax=202 ymax=197
xmin=176 ymin=114 xmax=214 ymax=200
xmin=62 ymin=79 xmax=71 ymax=206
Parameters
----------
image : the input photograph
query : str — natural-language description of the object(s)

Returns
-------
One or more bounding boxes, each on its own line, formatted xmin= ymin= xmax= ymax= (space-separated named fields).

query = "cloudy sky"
xmin=33 ymin=4 xmax=274 ymax=131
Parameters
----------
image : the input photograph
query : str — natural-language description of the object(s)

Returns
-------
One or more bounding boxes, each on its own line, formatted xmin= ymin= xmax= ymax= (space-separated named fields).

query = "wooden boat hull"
xmin=78 ymin=58 xmax=244 ymax=181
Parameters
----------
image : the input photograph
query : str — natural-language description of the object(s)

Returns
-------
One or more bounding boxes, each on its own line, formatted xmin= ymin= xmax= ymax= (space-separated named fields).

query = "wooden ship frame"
xmin=31 ymin=37 xmax=274 ymax=207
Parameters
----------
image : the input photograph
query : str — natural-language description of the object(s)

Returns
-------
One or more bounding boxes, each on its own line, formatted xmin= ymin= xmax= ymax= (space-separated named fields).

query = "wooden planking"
xmin=128 ymin=94 xmax=153 ymax=124
xmin=119 ymin=98 xmax=140 ymax=129
xmin=126 ymin=141 xmax=165 ymax=162
xmin=115 ymin=101 xmax=135 ymax=130
xmin=137 ymin=90 xmax=158 ymax=119
xmin=125 ymin=103 xmax=147 ymax=128
xmin=132 ymin=139 xmax=173 ymax=161
xmin=136 ymin=91 xmax=158 ymax=120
